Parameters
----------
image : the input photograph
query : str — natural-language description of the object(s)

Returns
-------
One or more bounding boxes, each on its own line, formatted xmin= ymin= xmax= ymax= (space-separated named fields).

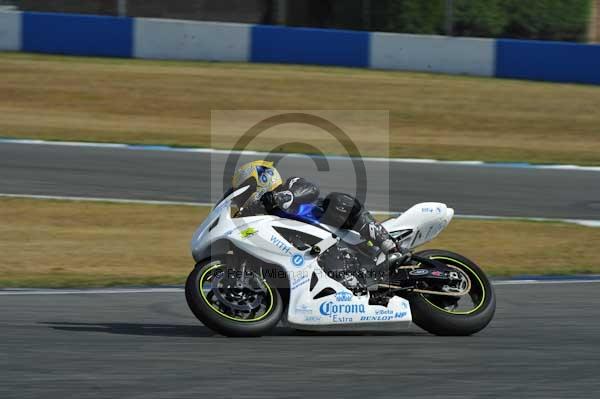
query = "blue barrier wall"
xmin=2 ymin=11 xmax=600 ymax=85
xmin=22 ymin=12 xmax=133 ymax=57
xmin=496 ymin=39 xmax=600 ymax=85
xmin=251 ymin=25 xmax=370 ymax=68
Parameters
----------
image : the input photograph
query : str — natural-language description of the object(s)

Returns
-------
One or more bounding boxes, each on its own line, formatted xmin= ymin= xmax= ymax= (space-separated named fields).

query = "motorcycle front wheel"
xmin=408 ymin=249 xmax=496 ymax=336
xmin=185 ymin=258 xmax=283 ymax=337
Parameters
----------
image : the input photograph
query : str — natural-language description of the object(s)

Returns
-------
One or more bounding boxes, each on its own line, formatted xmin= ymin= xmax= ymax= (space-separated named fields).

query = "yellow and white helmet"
xmin=232 ymin=160 xmax=283 ymax=195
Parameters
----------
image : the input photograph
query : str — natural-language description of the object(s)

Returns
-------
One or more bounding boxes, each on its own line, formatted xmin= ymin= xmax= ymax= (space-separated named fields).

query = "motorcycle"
xmin=186 ymin=185 xmax=495 ymax=337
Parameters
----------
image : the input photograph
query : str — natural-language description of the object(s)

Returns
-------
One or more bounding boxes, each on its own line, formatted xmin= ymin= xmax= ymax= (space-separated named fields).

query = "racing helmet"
xmin=231 ymin=160 xmax=283 ymax=194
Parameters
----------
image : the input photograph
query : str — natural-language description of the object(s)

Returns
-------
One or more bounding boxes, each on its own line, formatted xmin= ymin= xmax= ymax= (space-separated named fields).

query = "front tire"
xmin=185 ymin=258 xmax=283 ymax=337
xmin=408 ymin=250 xmax=496 ymax=336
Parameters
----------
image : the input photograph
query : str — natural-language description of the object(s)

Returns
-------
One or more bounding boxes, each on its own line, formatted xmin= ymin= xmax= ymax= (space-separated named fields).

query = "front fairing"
xmin=190 ymin=186 xmax=331 ymax=265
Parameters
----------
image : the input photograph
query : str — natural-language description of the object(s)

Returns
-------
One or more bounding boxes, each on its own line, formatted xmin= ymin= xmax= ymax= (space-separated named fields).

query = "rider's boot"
xmin=356 ymin=218 xmax=411 ymax=286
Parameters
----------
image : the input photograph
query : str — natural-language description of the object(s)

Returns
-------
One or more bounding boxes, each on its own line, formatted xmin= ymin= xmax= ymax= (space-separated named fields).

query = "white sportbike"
xmin=186 ymin=186 xmax=495 ymax=337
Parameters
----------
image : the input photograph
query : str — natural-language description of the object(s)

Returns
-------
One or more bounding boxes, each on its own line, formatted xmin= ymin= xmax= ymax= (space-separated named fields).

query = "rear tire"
xmin=185 ymin=258 xmax=283 ymax=337
xmin=408 ymin=250 xmax=496 ymax=336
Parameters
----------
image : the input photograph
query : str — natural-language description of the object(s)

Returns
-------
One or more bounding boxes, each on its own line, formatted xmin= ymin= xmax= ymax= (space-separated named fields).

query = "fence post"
xmin=445 ymin=0 xmax=454 ymax=36
xmin=117 ymin=0 xmax=127 ymax=17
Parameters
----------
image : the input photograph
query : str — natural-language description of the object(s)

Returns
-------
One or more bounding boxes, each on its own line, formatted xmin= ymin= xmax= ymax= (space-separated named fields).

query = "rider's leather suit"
xmin=235 ymin=177 xmax=396 ymax=254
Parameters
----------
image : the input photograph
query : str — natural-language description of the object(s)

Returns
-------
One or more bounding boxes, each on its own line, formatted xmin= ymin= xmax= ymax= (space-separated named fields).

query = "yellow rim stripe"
xmin=199 ymin=263 xmax=274 ymax=323
xmin=421 ymin=256 xmax=487 ymax=315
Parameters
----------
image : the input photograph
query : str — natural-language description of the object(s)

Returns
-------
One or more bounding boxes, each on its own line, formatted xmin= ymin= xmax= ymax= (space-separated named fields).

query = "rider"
xmin=229 ymin=160 xmax=401 ymax=262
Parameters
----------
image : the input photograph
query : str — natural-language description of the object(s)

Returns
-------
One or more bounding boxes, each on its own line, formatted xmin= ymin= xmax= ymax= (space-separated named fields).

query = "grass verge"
xmin=1 ymin=198 xmax=599 ymax=287
xmin=1 ymin=52 xmax=600 ymax=165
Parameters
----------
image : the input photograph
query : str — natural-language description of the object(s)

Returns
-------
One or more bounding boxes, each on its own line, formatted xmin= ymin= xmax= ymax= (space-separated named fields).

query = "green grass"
xmin=1 ymin=52 xmax=600 ymax=164
xmin=1 ymin=198 xmax=599 ymax=287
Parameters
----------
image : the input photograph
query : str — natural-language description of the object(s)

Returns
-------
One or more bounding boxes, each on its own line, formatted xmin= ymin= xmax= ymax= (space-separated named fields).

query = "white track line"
xmin=1 ymin=279 xmax=600 ymax=295
xmin=2 ymin=137 xmax=600 ymax=172
xmin=2 ymin=192 xmax=599 ymax=228
xmin=0 ymin=193 xmax=212 ymax=207
xmin=448 ymin=213 xmax=600 ymax=228
xmin=492 ymin=279 xmax=600 ymax=285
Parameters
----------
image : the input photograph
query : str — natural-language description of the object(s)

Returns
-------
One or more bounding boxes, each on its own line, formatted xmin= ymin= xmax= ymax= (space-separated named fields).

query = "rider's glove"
xmin=261 ymin=191 xmax=277 ymax=212
xmin=261 ymin=191 xmax=294 ymax=212
xmin=273 ymin=191 xmax=294 ymax=210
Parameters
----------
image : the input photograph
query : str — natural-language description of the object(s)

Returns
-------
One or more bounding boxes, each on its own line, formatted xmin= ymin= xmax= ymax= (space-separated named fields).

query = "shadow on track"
xmin=41 ymin=322 xmax=426 ymax=338
xmin=42 ymin=322 xmax=217 ymax=337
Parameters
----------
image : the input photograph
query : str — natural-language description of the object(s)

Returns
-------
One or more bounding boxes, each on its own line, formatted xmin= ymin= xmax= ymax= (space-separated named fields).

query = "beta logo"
xmin=291 ymin=253 xmax=304 ymax=267
xmin=335 ymin=291 xmax=353 ymax=302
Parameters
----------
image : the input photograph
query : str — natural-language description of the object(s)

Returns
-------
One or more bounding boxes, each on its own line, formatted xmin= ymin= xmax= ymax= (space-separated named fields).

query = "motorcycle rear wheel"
xmin=408 ymin=249 xmax=496 ymax=336
xmin=185 ymin=258 xmax=283 ymax=337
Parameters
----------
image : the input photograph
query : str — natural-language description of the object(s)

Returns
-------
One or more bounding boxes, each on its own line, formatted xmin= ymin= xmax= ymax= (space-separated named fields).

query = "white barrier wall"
xmin=0 ymin=11 xmax=21 ymax=51
xmin=370 ymin=33 xmax=495 ymax=77
xmin=133 ymin=19 xmax=250 ymax=61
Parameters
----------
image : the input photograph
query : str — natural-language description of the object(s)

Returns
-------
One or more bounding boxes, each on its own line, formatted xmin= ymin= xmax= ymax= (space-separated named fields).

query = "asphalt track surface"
xmin=1 ymin=142 xmax=600 ymax=220
xmin=1 ymin=282 xmax=598 ymax=399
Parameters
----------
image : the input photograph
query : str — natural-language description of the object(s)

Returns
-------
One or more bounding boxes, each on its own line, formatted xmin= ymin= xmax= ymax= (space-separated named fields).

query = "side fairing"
xmin=285 ymin=259 xmax=412 ymax=330
xmin=191 ymin=186 xmax=413 ymax=330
